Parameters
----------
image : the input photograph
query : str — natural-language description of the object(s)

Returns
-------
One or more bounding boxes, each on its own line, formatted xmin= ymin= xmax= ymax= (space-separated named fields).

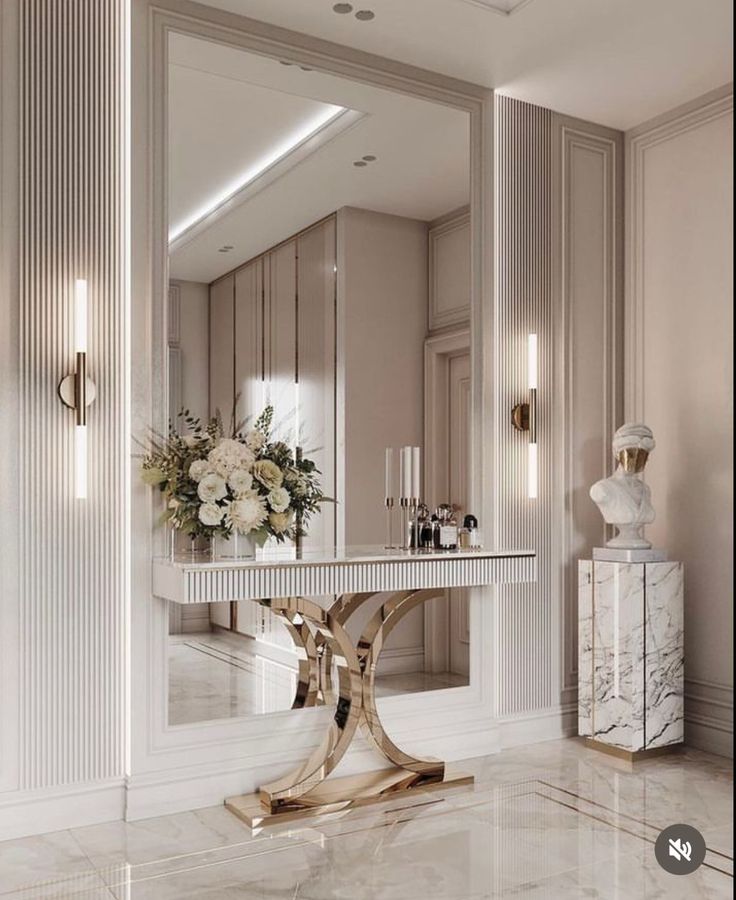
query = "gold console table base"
xmin=226 ymin=767 xmax=474 ymax=829
xmin=225 ymin=589 xmax=472 ymax=829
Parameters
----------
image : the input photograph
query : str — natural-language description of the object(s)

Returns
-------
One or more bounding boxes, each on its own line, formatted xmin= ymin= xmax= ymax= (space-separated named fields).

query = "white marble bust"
xmin=590 ymin=424 xmax=656 ymax=549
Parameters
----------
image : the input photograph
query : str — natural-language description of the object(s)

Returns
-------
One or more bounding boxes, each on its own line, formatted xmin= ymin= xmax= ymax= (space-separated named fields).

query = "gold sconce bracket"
xmin=58 ymin=352 xmax=96 ymax=426
xmin=511 ymin=387 xmax=537 ymax=442
xmin=511 ymin=402 xmax=530 ymax=432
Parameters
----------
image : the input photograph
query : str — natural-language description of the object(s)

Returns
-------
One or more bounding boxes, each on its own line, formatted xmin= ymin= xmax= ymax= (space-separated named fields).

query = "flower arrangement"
xmin=139 ymin=405 xmax=327 ymax=545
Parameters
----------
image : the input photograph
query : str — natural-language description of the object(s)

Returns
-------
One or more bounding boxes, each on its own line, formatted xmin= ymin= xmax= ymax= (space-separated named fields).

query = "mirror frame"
xmin=129 ymin=0 xmax=496 ymax=819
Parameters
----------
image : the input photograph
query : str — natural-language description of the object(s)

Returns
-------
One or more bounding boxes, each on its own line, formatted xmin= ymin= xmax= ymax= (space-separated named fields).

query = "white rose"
xmin=197 ymin=472 xmax=227 ymax=502
xmin=269 ymin=510 xmax=294 ymax=534
xmin=189 ymin=459 xmax=210 ymax=482
xmin=252 ymin=459 xmax=284 ymax=491
xmin=198 ymin=502 xmax=223 ymax=526
xmin=245 ymin=429 xmax=266 ymax=452
xmin=228 ymin=468 xmax=253 ymax=497
xmin=268 ymin=486 xmax=290 ymax=513
xmin=226 ymin=491 xmax=267 ymax=534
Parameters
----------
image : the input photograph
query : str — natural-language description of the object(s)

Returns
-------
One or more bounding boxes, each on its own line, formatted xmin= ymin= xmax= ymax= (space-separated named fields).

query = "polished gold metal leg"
xmin=255 ymin=597 xmax=363 ymax=812
xmin=225 ymin=589 xmax=472 ymax=829
xmin=276 ymin=604 xmax=320 ymax=710
xmin=358 ymin=589 xmax=446 ymax=781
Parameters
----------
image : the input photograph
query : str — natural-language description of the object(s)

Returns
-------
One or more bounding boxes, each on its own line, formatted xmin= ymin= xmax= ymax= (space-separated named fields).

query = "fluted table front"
xmin=153 ymin=546 xmax=536 ymax=827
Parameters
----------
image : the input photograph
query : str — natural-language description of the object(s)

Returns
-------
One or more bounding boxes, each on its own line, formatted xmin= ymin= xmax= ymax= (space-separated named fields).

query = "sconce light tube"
xmin=59 ymin=279 xmax=95 ymax=499
xmin=511 ymin=332 xmax=539 ymax=499
xmin=75 ymin=425 xmax=88 ymax=500
xmin=527 ymin=333 xmax=538 ymax=498
xmin=527 ymin=332 xmax=538 ymax=390
xmin=75 ymin=278 xmax=88 ymax=353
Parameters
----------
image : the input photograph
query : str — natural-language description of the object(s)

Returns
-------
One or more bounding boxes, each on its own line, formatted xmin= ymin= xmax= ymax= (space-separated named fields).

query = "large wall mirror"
xmin=164 ymin=31 xmax=473 ymax=728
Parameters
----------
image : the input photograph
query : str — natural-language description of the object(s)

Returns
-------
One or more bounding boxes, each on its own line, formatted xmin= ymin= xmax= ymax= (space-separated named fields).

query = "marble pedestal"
xmin=578 ymin=559 xmax=684 ymax=758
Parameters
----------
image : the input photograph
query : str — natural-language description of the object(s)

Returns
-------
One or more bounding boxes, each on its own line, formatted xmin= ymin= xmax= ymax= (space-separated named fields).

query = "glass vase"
xmin=169 ymin=530 xmax=213 ymax=562
xmin=214 ymin=531 xmax=256 ymax=560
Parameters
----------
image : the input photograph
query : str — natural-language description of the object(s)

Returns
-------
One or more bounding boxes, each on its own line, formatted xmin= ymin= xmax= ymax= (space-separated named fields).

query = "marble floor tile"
xmin=0 ymin=830 xmax=105 ymax=897
xmin=0 ymin=740 xmax=732 ymax=900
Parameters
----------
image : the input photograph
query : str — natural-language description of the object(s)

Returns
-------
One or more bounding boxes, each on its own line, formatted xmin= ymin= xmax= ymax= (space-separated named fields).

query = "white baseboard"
xmin=378 ymin=646 xmax=425 ymax=676
xmin=498 ymin=703 xmax=578 ymax=748
xmin=0 ymin=779 xmax=125 ymax=841
xmin=685 ymin=679 xmax=733 ymax=758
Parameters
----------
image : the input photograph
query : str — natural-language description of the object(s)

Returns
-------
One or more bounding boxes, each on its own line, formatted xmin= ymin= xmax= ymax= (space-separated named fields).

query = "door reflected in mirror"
xmin=166 ymin=32 xmax=472 ymax=726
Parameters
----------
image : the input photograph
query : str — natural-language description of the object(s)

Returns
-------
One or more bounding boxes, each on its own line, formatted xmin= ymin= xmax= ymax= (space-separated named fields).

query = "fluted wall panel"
xmin=494 ymin=96 xmax=557 ymax=715
xmin=19 ymin=0 xmax=126 ymax=789
xmin=493 ymin=96 xmax=622 ymax=720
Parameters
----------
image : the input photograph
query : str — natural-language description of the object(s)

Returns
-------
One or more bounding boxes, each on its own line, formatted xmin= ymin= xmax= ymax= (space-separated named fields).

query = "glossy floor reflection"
xmin=169 ymin=631 xmax=468 ymax=725
xmin=0 ymin=740 xmax=731 ymax=898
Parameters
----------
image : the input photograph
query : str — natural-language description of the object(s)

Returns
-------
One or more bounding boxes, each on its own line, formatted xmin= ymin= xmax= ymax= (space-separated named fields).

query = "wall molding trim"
xmin=685 ymin=678 xmax=733 ymax=758
xmin=625 ymin=84 xmax=733 ymax=421
xmin=428 ymin=209 xmax=471 ymax=332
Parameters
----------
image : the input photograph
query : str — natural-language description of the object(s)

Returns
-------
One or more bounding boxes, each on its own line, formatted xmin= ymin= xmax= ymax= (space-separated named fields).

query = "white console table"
xmin=153 ymin=546 xmax=536 ymax=827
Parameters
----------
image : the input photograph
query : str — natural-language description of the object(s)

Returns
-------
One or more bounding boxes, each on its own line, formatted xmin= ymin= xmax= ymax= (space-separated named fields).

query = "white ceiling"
xmin=169 ymin=34 xmax=470 ymax=282
xmin=194 ymin=0 xmax=733 ymax=131
xmin=169 ymin=66 xmax=343 ymax=241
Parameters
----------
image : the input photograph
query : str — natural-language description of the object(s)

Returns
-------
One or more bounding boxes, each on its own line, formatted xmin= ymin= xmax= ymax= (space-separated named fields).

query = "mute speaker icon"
xmin=668 ymin=837 xmax=692 ymax=862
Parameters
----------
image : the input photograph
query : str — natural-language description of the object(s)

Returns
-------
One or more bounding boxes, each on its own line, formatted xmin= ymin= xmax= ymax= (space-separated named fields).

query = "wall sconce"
xmin=58 ymin=279 xmax=96 ymax=499
xmin=511 ymin=333 xmax=538 ymax=499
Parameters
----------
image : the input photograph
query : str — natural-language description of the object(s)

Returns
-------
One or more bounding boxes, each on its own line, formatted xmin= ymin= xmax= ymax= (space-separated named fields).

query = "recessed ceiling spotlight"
xmin=333 ymin=3 xmax=353 ymax=13
xmin=218 ymin=245 xmax=234 ymax=253
xmin=279 ymin=60 xmax=294 ymax=66
xmin=362 ymin=155 xmax=377 ymax=162
xmin=299 ymin=66 xmax=313 ymax=72
xmin=355 ymin=9 xmax=375 ymax=20
xmin=353 ymin=160 xmax=368 ymax=167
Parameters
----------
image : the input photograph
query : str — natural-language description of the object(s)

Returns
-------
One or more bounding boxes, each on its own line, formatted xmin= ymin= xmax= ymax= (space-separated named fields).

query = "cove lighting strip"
xmin=168 ymin=105 xmax=346 ymax=243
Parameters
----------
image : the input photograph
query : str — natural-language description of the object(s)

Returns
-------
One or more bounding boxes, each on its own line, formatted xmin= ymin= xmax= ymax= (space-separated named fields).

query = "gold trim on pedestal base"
xmin=226 ymin=768 xmax=474 ymax=829
xmin=582 ymin=737 xmax=684 ymax=762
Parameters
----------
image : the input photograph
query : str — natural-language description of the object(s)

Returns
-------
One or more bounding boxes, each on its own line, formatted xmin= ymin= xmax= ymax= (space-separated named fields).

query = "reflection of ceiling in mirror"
xmin=459 ymin=0 xmax=534 ymax=13
xmin=168 ymin=34 xmax=470 ymax=283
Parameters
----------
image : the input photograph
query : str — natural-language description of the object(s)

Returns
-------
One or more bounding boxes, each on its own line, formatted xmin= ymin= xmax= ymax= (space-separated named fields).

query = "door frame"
xmin=423 ymin=327 xmax=471 ymax=673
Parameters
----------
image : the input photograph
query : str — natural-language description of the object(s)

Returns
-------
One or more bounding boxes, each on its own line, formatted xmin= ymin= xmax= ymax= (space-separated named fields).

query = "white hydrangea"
xmin=198 ymin=502 xmax=223 ymax=526
xmin=245 ymin=429 xmax=266 ymax=453
xmin=228 ymin=468 xmax=253 ymax=497
xmin=189 ymin=459 xmax=210 ymax=482
xmin=226 ymin=491 xmax=267 ymax=535
xmin=197 ymin=472 xmax=227 ymax=502
xmin=268 ymin=486 xmax=290 ymax=513
xmin=208 ymin=438 xmax=255 ymax=477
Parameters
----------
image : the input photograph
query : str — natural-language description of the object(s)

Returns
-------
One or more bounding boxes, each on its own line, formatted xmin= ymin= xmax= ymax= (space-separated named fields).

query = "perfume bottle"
xmin=409 ymin=503 xmax=429 ymax=551
xmin=459 ymin=514 xmax=480 ymax=550
xmin=436 ymin=504 xmax=458 ymax=550
xmin=430 ymin=513 xmax=440 ymax=550
xmin=416 ymin=504 xmax=433 ymax=550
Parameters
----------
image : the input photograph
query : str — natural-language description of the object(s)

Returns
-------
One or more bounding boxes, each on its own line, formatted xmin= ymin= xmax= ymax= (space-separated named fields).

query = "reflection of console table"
xmin=153 ymin=546 xmax=535 ymax=827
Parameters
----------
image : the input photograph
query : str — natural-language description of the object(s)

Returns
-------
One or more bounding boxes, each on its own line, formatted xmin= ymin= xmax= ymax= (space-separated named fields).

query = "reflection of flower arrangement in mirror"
xmin=138 ymin=404 xmax=329 ymax=545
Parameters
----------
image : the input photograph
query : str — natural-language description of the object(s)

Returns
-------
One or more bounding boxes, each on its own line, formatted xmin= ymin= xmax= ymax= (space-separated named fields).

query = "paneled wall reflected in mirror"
xmin=166 ymin=32 xmax=472 ymax=726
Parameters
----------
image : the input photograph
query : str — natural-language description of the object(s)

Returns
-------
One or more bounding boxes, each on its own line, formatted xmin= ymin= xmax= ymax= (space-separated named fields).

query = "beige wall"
xmin=626 ymin=85 xmax=733 ymax=756
xmin=337 ymin=207 xmax=428 ymax=655
xmin=171 ymin=279 xmax=210 ymax=425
